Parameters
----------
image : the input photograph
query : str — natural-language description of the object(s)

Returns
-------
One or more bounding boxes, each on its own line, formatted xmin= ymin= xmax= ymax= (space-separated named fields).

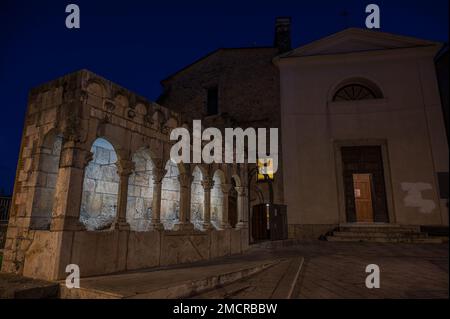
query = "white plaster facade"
xmin=274 ymin=29 xmax=449 ymax=238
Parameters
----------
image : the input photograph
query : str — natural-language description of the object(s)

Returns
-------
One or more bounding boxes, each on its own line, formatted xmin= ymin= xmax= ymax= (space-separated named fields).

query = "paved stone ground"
xmin=291 ymin=242 xmax=449 ymax=299
xmin=226 ymin=241 xmax=449 ymax=299
xmin=193 ymin=241 xmax=448 ymax=299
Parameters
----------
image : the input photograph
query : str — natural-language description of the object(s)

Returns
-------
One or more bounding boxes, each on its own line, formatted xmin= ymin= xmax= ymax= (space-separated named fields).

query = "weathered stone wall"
xmin=211 ymin=171 xmax=224 ymax=228
xmin=21 ymin=228 xmax=249 ymax=280
xmin=190 ymin=166 xmax=204 ymax=229
xmin=159 ymin=48 xmax=280 ymax=127
xmin=127 ymin=148 xmax=154 ymax=231
xmin=160 ymin=160 xmax=180 ymax=229
xmin=2 ymin=69 xmax=250 ymax=280
xmin=30 ymin=134 xmax=63 ymax=230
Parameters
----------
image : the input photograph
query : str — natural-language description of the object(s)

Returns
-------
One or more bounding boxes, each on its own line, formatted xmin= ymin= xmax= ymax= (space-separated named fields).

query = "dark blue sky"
xmin=0 ymin=0 xmax=448 ymax=195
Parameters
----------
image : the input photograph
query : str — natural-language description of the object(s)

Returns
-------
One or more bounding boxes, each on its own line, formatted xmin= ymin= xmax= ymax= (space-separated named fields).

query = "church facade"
xmin=275 ymin=28 xmax=448 ymax=238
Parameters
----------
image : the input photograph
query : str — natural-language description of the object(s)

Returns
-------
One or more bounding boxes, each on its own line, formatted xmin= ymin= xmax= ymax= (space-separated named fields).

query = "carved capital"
xmin=82 ymin=151 xmax=94 ymax=168
xmin=59 ymin=144 xmax=92 ymax=169
xmin=178 ymin=173 xmax=192 ymax=187
xmin=152 ymin=167 xmax=167 ymax=184
xmin=117 ymin=159 xmax=134 ymax=176
xmin=221 ymin=183 xmax=233 ymax=194
xmin=201 ymin=177 xmax=215 ymax=191
xmin=235 ymin=186 xmax=247 ymax=196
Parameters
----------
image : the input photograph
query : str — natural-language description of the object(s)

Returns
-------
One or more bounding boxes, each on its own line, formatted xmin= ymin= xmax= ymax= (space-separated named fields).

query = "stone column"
xmin=51 ymin=141 xmax=91 ymax=231
xmin=220 ymin=184 xmax=232 ymax=229
xmin=173 ymin=172 xmax=194 ymax=231
xmin=150 ymin=167 xmax=166 ymax=230
xmin=113 ymin=159 xmax=134 ymax=230
xmin=201 ymin=177 xmax=214 ymax=230
xmin=235 ymin=186 xmax=249 ymax=229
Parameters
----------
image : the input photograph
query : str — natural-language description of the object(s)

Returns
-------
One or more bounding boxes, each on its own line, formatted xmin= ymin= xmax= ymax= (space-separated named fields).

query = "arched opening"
xmin=332 ymin=78 xmax=383 ymax=102
xmin=160 ymin=160 xmax=180 ymax=229
xmin=190 ymin=166 xmax=204 ymax=230
xmin=80 ymin=138 xmax=119 ymax=231
xmin=126 ymin=148 xmax=154 ymax=231
xmin=211 ymin=169 xmax=225 ymax=229
xmin=30 ymin=131 xmax=63 ymax=230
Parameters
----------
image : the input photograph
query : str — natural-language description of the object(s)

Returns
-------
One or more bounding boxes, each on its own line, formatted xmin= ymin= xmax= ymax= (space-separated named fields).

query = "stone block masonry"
xmin=1 ymin=69 xmax=250 ymax=281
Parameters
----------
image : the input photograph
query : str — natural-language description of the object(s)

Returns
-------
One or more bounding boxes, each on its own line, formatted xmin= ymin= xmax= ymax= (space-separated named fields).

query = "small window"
xmin=333 ymin=84 xmax=378 ymax=101
xmin=332 ymin=78 xmax=383 ymax=102
xmin=206 ymin=86 xmax=219 ymax=115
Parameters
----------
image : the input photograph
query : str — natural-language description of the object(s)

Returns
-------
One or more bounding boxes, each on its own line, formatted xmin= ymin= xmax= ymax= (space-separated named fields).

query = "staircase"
xmin=326 ymin=224 xmax=448 ymax=244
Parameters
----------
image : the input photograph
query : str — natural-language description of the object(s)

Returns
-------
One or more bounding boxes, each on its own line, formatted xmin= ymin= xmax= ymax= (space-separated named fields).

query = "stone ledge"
xmin=0 ymin=272 xmax=59 ymax=299
xmin=59 ymin=258 xmax=281 ymax=299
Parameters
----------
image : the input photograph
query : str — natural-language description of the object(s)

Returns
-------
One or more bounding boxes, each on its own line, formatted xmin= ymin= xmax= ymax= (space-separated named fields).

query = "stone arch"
xmin=30 ymin=130 xmax=63 ymax=230
xmin=94 ymin=123 xmax=130 ymax=166
xmin=190 ymin=165 xmax=204 ymax=229
xmin=165 ymin=117 xmax=178 ymax=129
xmin=211 ymin=169 xmax=226 ymax=228
xmin=161 ymin=159 xmax=180 ymax=229
xmin=80 ymin=137 xmax=120 ymax=231
xmin=86 ymin=81 xmax=105 ymax=97
xmin=126 ymin=148 xmax=154 ymax=231
xmin=86 ymin=80 xmax=106 ymax=109
xmin=135 ymin=103 xmax=147 ymax=117
xmin=114 ymin=94 xmax=129 ymax=109
xmin=152 ymin=110 xmax=165 ymax=130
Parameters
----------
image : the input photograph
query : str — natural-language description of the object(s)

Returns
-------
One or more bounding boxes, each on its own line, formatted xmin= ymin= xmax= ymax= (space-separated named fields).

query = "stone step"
xmin=326 ymin=236 xmax=446 ymax=244
xmin=338 ymin=225 xmax=420 ymax=233
xmin=60 ymin=258 xmax=281 ymax=299
xmin=333 ymin=231 xmax=428 ymax=239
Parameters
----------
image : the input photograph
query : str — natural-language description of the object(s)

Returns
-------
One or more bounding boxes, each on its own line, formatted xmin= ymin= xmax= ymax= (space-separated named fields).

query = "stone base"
xmin=201 ymin=222 xmax=214 ymax=231
xmin=218 ymin=223 xmax=232 ymax=230
xmin=172 ymin=222 xmax=195 ymax=232
xmin=148 ymin=222 xmax=164 ymax=231
xmin=50 ymin=217 xmax=85 ymax=232
xmin=113 ymin=221 xmax=130 ymax=231
xmin=236 ymin=222 xmax=249 ymax=230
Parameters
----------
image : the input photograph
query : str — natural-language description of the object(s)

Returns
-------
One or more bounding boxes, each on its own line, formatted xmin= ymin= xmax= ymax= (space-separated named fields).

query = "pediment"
xmin=282 ymin=28 xmax=440 ymax=57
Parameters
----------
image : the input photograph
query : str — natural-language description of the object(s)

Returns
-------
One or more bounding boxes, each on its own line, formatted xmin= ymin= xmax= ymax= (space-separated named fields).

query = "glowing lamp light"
xmin=257 ymin=158 xmax=274 ymax=182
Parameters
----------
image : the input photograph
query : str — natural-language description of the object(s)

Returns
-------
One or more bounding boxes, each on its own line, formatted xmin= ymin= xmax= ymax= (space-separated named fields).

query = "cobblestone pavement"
xmin=200 ymin=241 xmax=449 ymax=299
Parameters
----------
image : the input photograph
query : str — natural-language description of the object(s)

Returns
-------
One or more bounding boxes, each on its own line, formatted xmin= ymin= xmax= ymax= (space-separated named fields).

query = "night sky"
xmin=0 ymin=0 xmax=448 ymax=195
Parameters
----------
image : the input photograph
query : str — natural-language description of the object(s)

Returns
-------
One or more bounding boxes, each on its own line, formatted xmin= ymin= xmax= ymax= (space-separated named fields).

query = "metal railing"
xmin=0 ymin=196 xmax=11 ymax=224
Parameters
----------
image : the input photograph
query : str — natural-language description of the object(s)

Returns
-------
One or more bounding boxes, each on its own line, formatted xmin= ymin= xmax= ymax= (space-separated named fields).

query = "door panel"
xmin=353 ymin=174 xmax=374 ymax=222
xmin=341 ymin=146 xmax=389 ymax=223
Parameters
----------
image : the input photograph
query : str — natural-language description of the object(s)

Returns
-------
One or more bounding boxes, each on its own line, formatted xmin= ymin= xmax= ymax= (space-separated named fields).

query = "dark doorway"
xmin=251 ymin=203 xmax=288 ymax=242
xmin=341 ymin=146 xmax=389 ymax=223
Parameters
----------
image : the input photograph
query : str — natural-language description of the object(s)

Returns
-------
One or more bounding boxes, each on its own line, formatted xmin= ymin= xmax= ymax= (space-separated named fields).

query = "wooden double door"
xmin=341 ymin=146 xmax=389 ymax=223
xmin=251 ymin=204 xmax=288 ymax=242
